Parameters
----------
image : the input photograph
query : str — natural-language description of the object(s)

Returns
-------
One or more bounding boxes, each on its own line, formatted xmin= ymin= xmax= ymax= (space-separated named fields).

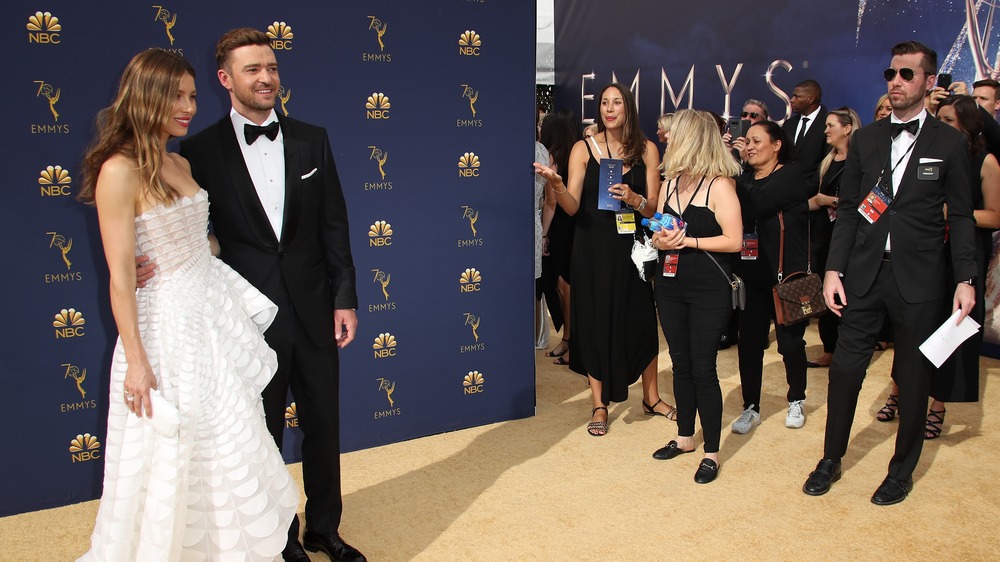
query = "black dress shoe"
xmin=282 ymin=539 xmax=310 ymax=562
xmin=303 ymin=531 xmax=367 ymax=562
xmin=652 ymin=440 xmax=696 ymax=460
xmin=694 ymin=458 xmax=719 ymax=484
xmin=803 ymin=458 xmax=842 ymax=496
xmin=871 ymin=476 xmax=913 ymax=506
xmin=718 ymin=335 xmax=736 ymax=349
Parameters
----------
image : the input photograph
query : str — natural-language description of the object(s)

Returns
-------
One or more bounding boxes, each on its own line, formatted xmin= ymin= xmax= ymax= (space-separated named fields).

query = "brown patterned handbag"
xmin=771 ymin=211 xmax=827 ymax=326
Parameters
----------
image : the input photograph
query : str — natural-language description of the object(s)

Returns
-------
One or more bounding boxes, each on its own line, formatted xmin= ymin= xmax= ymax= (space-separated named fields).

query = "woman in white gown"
xmin=77 ymin=49 xmax=297 ymax=561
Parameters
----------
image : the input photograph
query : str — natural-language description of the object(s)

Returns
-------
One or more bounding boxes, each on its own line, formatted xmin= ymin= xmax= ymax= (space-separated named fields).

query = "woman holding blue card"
xmin=534 ymin=83 xmax=671 ymax=436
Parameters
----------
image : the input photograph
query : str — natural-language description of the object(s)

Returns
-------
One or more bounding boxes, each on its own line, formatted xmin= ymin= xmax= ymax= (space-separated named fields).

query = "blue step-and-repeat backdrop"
xmin=2 ymin=0 xmax=536 ymax=516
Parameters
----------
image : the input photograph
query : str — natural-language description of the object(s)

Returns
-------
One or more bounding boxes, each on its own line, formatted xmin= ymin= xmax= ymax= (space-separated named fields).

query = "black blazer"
xmin=826 ymin=115 xmax=976 ymax=303
xmin=180 ymin=113 xmax=358 ymax=346
xmin=782 ymin=106 xmax=830 ymax=194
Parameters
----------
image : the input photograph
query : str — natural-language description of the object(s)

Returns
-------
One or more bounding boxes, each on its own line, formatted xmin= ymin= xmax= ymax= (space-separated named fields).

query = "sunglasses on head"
xmin=741 ymin=111 xmax=761 ymax=119
xmin=883 ymin=68 xmax=927 ymax=82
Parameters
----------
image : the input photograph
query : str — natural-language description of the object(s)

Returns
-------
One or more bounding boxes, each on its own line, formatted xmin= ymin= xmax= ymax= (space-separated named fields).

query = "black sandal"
xmin=925 ymin=408 xmax=946 ymax=439
xmin=544 ymin=337 xmax=569 ymax=358
xmin=876 ymin=394 xmax=899 ymax=422
xmin=642 ymin=398 xmax=677 ymax=421
xmin=587 ymin=406 xmax=609 ymax=436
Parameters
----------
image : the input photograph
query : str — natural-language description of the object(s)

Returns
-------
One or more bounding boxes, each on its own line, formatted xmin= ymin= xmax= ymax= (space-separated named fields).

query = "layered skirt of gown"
xmin=80 ymin=190 xmax=297 ymax=561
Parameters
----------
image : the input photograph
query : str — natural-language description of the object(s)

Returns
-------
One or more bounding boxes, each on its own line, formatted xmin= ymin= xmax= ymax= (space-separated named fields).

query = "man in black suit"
xmin=802 ymin=41 xmax=976 ymax=505
xmin=180 ymin=28 xmax=365 ymax=561
xmin=782 ymin=80 xmax=829 ymax=196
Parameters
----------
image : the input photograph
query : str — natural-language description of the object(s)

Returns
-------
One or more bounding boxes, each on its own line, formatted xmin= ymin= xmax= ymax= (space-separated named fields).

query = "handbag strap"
xmin=775 ymin=210 xmax=812 ymax=283
xmin=701 ymin=250 xmax=739 ymax=289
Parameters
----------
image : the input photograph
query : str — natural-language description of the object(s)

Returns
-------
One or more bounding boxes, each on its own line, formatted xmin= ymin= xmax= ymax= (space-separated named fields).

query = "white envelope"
xmin=919 ymin=157 xmax=943 ymax=164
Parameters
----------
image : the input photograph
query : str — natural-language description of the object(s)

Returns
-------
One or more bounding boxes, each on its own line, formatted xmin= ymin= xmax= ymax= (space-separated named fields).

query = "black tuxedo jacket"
xmin=180 ymin=114 xmax=358 ymax=346
xmin=826 ymin=115 xmax=976 ymax=303
xmin=782 ymin=106 xmax=830 ymax=193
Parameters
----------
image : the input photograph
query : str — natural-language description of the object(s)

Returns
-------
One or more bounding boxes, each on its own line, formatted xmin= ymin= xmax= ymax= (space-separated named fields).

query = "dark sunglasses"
xmin=741 ymin=111 xmax=761 ymax=119
xmin=883 ymin=68 xmax=926 ymax=82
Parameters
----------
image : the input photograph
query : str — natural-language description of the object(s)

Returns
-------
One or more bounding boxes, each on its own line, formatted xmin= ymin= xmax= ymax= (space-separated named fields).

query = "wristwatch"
xmin=960 ymin=277 xmax=977 ymax=287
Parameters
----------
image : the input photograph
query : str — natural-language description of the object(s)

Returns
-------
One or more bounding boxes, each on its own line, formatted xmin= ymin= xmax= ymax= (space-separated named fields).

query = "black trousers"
xmin=263 ymin=293 xmax=343 ymax=536
xmin=737 ymin=280 xmax=808 ymax=412
xmin=655 ymin=280 xmax=730 ymax=453
xmin=817 ymin=310 xmax=840 ymax=353
xmin=823 ymin=260 xmax=942 ymax=480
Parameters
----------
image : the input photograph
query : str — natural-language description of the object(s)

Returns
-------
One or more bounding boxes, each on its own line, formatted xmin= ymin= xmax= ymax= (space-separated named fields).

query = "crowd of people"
xmin=535 ymin=40 xmax=994 ymax=501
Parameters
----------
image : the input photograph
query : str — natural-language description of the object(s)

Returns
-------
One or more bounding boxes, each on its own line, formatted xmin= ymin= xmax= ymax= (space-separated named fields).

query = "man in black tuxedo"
xmin=802 ymin=41 xmax=976 ymax=505
xmin=179 ymin=28 xmax=365 ymax=561
xmin=781 ymin=80 xmax=829 ymax=195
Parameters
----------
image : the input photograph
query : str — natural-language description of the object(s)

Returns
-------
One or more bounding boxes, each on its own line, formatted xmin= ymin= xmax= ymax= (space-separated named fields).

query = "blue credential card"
xmin=598 ymin=158 xmax=623 ymax=211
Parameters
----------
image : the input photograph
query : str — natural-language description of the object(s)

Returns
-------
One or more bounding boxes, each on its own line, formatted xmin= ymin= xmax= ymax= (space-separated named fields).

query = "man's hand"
xmin=135 ymin=255 xmax=156 ymax=288
xmin=823 ymin=270 xmax=846 ymax=317
xmin=334 ymin=308 xmax=358 ymax=349
xmin=953 ymin=283 xmax=976 ymax=324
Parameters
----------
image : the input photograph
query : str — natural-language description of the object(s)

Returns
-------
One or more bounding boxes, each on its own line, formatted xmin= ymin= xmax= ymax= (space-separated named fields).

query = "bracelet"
xmin=636 ymin=196 xmax=647 ymax=212
xmin=551 ymin=184 xmax=567 ymax=194
xmin=694 ymin=237 xmax=699 ymax=250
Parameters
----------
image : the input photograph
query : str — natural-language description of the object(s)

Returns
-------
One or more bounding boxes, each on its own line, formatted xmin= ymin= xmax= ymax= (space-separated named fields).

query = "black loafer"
xmin=303 ymin=531 xmax=367 ymax=562
xmin=803 ymin=458 xmax=842 ymax=496
xmin=652 ymin=440 xmax=696 ymax=460
xmin=871 ymin=476 xmax=913 ymax=505
xmin=694 ymin=458 xmax=719 ymax=483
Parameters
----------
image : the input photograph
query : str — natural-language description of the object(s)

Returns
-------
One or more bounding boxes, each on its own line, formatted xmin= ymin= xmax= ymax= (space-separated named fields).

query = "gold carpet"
xmin=2 ymin=323 xmax=997 ymax=561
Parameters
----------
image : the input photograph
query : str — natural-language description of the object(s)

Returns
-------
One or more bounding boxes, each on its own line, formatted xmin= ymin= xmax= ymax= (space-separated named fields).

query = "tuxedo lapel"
xmin=218 ymin=116 xmax=279 ymax=248
xmin=894 ymin=117 xmax=941 ymax=200
xmin=278 ymin=115 xmax=302 ymax=247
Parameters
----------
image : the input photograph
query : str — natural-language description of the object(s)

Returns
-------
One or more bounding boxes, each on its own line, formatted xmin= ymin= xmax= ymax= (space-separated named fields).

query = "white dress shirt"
xmin=795 ymin=105 xmax=823 ymax=144
xmin=230 ymin=108 xmax=285 ymax=240
xmin=885 ymin=108 xmax=927 ymax=251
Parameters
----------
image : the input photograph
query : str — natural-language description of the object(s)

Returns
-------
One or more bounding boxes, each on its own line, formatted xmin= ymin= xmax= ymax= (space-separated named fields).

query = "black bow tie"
xmin=890 ymin=120 xmax=919 ymax=139
xmin=244 ymin=121 xmax=280 ymax=145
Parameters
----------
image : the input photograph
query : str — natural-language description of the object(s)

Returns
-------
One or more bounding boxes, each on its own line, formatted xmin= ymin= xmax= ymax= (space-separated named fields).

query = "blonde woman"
xmin=649 ymin=110 xmax=743 ymax=483
xmin=77 ymin=49 xmax=295 ymax=560
xmin=807 ymin=107 xmax=862 ymax=368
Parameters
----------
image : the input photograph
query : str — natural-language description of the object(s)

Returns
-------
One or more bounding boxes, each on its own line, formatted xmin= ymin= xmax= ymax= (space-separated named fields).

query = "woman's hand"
xmin=533 ymin=162 xmax=562 ymax=188
xmin=652 ymin=224 xmax=686 ymax=250
xmin=612 ymin=183 xmax=642 ymax=208
xmin=732 ymin=136 xmax=748 ymax=161
xmin=123 ymin=360 xmax=158 ymax=418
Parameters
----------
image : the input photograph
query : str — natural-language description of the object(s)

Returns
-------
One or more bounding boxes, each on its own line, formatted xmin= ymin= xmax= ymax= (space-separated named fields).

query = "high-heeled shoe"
xmin=642 ymin=398 xmax=677 ymax=420
xmin=875 ymin=394 xmax=899 ymax=422
xmin=924 ymin=408 xmax=946 ymax=439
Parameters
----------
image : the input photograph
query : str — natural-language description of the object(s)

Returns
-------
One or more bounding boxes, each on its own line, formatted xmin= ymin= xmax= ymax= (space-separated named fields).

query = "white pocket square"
xmin=919 ymin=158 xmax=942 ymax=164
xmin=301 ymin=168 xmax=318 ymax=179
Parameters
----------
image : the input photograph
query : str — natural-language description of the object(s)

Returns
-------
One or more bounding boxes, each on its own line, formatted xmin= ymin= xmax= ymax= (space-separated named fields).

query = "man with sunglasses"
xmin=803 ymin=41 xmax=976 ymax=506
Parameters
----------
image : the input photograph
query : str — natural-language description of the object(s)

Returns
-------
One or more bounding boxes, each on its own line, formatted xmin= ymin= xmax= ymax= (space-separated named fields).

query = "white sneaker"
xmin=785 ymin=400 xmax=806 ymax=429
xmin=731 ymin=406 xmax=761 ymax=434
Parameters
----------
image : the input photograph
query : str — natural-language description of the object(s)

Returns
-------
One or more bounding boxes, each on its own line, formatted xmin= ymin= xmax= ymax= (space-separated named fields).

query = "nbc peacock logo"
xmin=366 ymin=92 xmax=391 ymax=120
xmin=458 ymin=30 xmax=481 ymax=56
xmin=463 ymin=371 xmax=485 ymax=395
xmin=38 ymin=165 xmax=72 ymax=197
xmin=285 ymin=402 xmax=298 ymax=428
xmin=460 ymin=268 xmax=482 ymax=293
xmin=69 ymin=433 xmax=101 ymax=462
xmin=368 ymin=220 xmax=393 ymax=247
xmin=267 ymin=21 xmax=293 ymax=50
xmin=373 ymin=332 xmax=397 ymax=358
xmin=27 ymin=11 xmax=60 ymax=44
xmin=53 ymin=308 xmax=85 ymax=338
xmin=458 ymin=152 xmax=481 ymax=178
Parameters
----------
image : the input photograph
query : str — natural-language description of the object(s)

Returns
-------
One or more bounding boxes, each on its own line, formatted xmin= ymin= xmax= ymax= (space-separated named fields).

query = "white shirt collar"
xmin=230 ymin=108 xmax=280 ymax=144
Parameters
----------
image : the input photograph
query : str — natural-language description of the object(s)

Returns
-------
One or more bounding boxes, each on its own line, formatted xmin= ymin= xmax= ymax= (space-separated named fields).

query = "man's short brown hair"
xmin=215 ymin=28 xmax=270 ymax=71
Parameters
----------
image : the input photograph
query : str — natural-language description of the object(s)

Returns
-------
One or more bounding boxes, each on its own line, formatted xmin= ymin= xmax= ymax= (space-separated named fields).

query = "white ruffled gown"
xmin=80 ymin=189 xmax=298 ymax=561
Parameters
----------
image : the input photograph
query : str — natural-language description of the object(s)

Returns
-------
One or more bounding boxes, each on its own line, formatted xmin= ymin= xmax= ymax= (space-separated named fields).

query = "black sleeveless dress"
xmin=568 ymin=141 xmax=659 ymax=403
